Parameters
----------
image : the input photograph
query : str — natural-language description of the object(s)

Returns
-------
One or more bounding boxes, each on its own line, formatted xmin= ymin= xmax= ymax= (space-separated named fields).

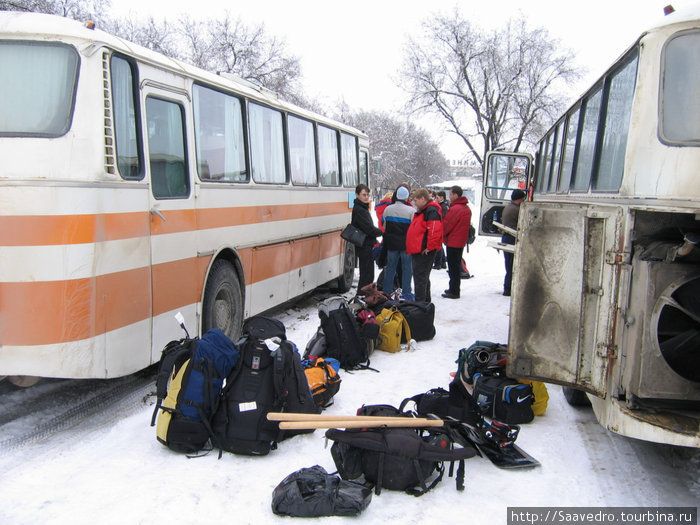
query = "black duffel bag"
xmin=271 ymin=465 xmax=372 ymax=517
xmin=396 ymin=301 xmax=436 ymax=341
xmin=472 ymin=373 xmax=534 ymax=424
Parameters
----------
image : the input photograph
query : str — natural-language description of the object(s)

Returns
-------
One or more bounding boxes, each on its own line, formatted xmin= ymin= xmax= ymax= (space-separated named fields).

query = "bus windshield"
xmin=0 ymin=41 xmax=79 ymax=137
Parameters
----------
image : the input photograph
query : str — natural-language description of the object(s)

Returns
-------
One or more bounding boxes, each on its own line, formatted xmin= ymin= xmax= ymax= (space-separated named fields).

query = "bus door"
xmin=479 ymin=152 xmax=533 ymax=236
xmin=506 ymin=202 xmax=625 ymax=398
xmin=143 ymin=87 xmax=198 ymax=359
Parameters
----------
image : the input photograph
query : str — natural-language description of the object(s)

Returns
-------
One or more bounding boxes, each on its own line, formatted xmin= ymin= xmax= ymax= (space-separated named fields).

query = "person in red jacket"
xmin=441 ymin=185 xmax=472 ymax=299
xmin=374 ymin=191 xmax=394 ymax=232
xmin=406 ymin=188 xmax=444 ymax=302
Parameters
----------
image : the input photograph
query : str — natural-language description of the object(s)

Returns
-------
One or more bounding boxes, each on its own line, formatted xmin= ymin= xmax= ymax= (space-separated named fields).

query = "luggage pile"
xmin=150 ymin=294 xmax=549 ymax=519
xmin=456 ymin=341 xmax=549 ymax=425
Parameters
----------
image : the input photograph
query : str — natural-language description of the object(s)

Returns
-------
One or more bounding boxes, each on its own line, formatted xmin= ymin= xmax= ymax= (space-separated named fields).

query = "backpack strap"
xmin=399 ymin=312 xmax=412 ymax=343
xmin=150 ymin=340 xmax=193 ymax=427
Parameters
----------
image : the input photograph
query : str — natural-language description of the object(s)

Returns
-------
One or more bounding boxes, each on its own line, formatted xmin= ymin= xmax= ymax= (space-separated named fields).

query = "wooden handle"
xmin=278 ymin=418 xmax=444 ymax=430
xmin=268 ymin=412 xmax=389 ymax=422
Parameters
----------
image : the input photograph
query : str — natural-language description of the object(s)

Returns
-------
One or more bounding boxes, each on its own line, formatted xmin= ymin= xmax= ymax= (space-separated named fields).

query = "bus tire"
xmin=563 ymin=386 xmax=591 ymax=407
xmin=202 ymin=259 xmax=243 ymax=341
xmin=335 ymin=241 xmax=356 ymax=293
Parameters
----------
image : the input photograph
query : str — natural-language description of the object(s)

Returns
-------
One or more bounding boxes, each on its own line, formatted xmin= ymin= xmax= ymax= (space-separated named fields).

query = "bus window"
xmin=534 ymin=140 xmax=548 ymax=194
xmin=485 ymin=154 xmax=529 ymax=200
xmin=541 ymin=131 xmax=555 ymax=193
xmin=318 ymin=125 xmax=340 ymax=186
xmin=249 ymin=102 xmax=286 ymax=184
xmin=0 ymin=41 xmax=78 ymax=137
xmin=571 ymin=86 xmax=602 ymax=192
xmin=359 ymin=150 xmax=369 ymax=186
xmin=341 ymin=132 xmax=358 ymax=187
xmin=146 ymin=97 xmax=189 ymax=199
xmin=558 ymin=107 xmax=581 ymax=193
xmin=111 ymin=55 xmax=142 ymax=179
xmin=661 ymin=30 xmax=700 ymax=144
xmin=287 ymin=115 xmax=317 ymax=185
xmin=594 ymin=53 xmax=638 ymax=191
xmin=193 ymin=84 xmax=247 ymax=182
xmin=548 ymin=121 xmax=566 ymax=193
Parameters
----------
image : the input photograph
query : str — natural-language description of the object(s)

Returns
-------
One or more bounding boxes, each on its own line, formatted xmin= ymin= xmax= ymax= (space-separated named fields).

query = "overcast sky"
xmin=111 ymin=0 xmax=695 ymax=158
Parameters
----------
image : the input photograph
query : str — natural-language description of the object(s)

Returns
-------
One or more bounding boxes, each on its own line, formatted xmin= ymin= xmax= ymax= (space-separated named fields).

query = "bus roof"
xmin=0 ymin=11 xmax=368 ymax=140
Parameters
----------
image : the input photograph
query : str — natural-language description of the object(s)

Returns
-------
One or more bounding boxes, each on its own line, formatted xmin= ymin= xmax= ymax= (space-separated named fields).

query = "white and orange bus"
xmin=480 ymin=7 xmax=699 ymax=447
xmin=0 ymin=12 xmax=368 ymax=385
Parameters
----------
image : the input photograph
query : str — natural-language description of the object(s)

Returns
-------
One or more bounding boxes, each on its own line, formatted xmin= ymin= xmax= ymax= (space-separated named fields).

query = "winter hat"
xmin=511 ymin=189 xmax=526 ymax=201
xmin=396 ymin=186 xmax=410 ymax=200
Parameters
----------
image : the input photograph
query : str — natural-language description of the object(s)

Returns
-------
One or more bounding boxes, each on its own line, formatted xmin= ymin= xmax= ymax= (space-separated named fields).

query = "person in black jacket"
xmin=351 ymin=184 xmax=383 ymax=291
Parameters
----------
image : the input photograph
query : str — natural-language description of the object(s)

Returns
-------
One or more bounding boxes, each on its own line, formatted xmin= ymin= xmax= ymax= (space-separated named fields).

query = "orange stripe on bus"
xmin=0 ymin=202 xmax=348 ymax=246
xmin=0 ymin=267 xmax=151 ymax=346
xmin=0 ymin=233 xmax=343 ymax=346
xmin=0 ymin=212 xmax=150 ymax=246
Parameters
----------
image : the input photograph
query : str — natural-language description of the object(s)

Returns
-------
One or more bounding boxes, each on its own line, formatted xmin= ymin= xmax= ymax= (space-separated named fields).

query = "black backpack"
xmin=211 ymin=316 xmax=319 ymax=456
xmin=325 ymin=404 xmax=476 ymax=496
xmin=456 ymin=340 xmax=508 ymax=385
xmin=399 ymin=379 xmax=484 ymax=427
xmin=318 ymin=297 xmax=370 ymax=370
xmin=151 ymin=329 xmax=239 ymax=454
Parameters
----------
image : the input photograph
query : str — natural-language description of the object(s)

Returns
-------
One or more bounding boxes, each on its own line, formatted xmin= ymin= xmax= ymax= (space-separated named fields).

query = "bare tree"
xmin=401 ymin=10 xmax=581 ymax=170
xmin=1 ymin=0 xmax=111 ymax=23
xmin=103 ymin=15 xmax=180 ymax=58
xmin=176 ymin=13 xmax=302 ymax=100
xmin=105 ymin=12 xmax=302 ymax=101
xmin=342 ymin=109 xmax=448 ymax=193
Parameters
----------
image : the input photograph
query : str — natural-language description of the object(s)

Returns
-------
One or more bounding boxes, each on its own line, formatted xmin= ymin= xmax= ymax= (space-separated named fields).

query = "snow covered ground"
xmin=0 ymin=238 xmax=697 ymax=525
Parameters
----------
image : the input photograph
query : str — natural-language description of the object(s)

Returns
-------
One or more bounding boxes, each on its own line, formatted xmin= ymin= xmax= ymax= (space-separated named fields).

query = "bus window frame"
xmin=110 ymin=52 xmax=144 ymax=181
xmin=340 ymin=132 xmax=359 ymax=188
xmin=359 ymin=149 xmax=369 ymax=186
xmin=287 ymin=113 xmax=319 ymax=187
xmin=570 ymin=82 xmax=604 ymax=193
xmin=145 ymin=95 xmax=191 ymax=200
xmin=658 ymin=28 xmax=700 ymax=147
xmin=548 ymin=120 xmax=566 ymax=193
xmin=247 ymin=100 xmax=288 ymax=185
xmin=591 ymin=50 xmax=639 ymax=192
xmin=318 ymin=123 xmax=341 ymax=187
xmin=0 ymin=40 xmax=80 ymax=138
xmin=556 ymin=104 xmax=582 ymax=194
xmin=191 ymin=81 xmax=249 ymax=184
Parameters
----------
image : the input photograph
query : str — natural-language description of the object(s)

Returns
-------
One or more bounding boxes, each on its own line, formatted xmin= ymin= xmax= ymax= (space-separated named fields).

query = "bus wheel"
xmin=335 ymin=241 xmax=355 ymax=292
xmin=203 ymin=259 xmax=243 ymax=341
xmin=563 ymin=386 xmax=591 ymax=407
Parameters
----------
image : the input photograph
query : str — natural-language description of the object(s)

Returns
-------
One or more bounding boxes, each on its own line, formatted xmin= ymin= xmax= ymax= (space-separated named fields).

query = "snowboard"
xmin=450 ymin=419 xmax=541 ymax=469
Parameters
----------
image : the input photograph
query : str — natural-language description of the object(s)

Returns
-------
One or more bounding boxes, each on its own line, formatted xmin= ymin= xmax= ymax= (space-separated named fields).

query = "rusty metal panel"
xmin=507 ymin=202 xmax=623 ymax=398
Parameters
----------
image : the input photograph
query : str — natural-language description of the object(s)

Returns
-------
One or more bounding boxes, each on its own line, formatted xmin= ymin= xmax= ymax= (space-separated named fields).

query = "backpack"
xmin=456 ymin=341 xmax=508 ymax=385
xmin=211 ymin=316 xmax=319 ymax=456
xmin=375 ymin=307 xmax=412 ymax=353
xmin=325 ymin=404 xmax=476 ymax=496
xmin=472 ymin=373 xmax=534 ymax=425
xmin=399 ymin=379 xmax=484 ymax=427
xmin=303 ymin=327 xmax=327 ymax=359
xmin=319 ymin=296 xmax=370 ymax=369
xmin=468 ymin=224 xmax=476 ymax=245
xmin=301 ymin=356 xmax=342 ymax=408
xmin=151 ymin=329 xmax=239 ymax=454
xmin=518 ymin=379 xmax=549 ymax=416
xmin=271 ymin=465 xmax=372 ymax=517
